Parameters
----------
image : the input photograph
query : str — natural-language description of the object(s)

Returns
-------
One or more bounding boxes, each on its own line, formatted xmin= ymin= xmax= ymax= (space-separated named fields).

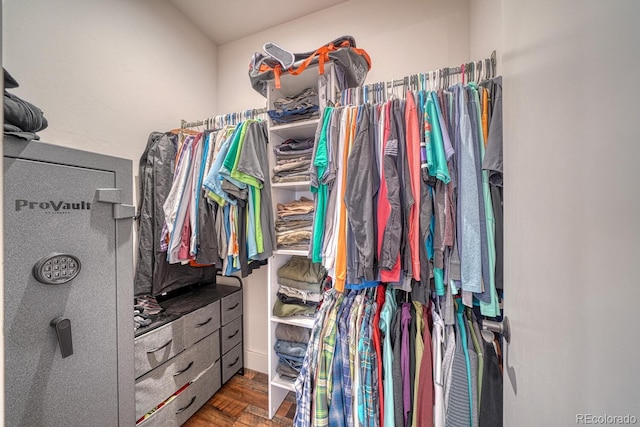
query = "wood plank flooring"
xmin=183 ymin=369 xmax=296 ymax=426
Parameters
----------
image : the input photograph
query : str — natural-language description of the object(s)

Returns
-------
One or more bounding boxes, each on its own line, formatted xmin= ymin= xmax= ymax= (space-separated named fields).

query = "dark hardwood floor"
xmin=183 ymin=370 xmax=296 ymax=426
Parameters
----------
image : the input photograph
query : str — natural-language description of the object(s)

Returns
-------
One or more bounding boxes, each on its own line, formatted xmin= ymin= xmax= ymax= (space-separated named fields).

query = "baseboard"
xmin=244 ymin=349 xmax=268 ymax=374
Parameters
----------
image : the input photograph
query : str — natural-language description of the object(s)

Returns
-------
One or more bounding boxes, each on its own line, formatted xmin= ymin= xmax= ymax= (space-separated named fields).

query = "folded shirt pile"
xmin=268 ymin=87 xmax=319 ymax=124
xmin=275 ymin=197 xmax=314 ymax=251
xmin=274 ymin=323 xmax=311 ymax=381
xmin=272 ymin=137 xmax=314 ymax=183
xmin=4 ymin=68 xmax=48 ymax=141
xmin=272 ymin=255 xmax=326 ymax=318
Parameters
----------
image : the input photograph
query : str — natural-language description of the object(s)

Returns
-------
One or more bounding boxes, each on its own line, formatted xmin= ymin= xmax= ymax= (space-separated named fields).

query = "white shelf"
xmin=271 ymin=180 xmax=311 ymax=191
xmin=274 ymin=248 xmax=309 ymax=257
xmin=270 ymin=118 xmax=320 ymax=139
xmin=267 ymin=61 xmax=337 ymax=420
xmin=271 ymin=374 xmax=296 ymax=392
xmin=271 ymin=315 xmax=315 ymax=329
xmin=271 ymin=63 xmax=325 ymax=98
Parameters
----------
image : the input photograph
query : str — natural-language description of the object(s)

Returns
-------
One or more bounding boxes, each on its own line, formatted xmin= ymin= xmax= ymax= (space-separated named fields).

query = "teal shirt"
xmin=426 ymin=91 xmax=451 ymax=184
xmin=456 ymin=305 xmax=474 ymax=424
xmin=468 ymin=83 xmax=500 ymax=317
xmin=219 ymin=121 xmax=248 ymax=189
xmin=311 ymin=108 xmax=333 ymax=263
xmin=379 ymin=288 xmax=398 ymax=427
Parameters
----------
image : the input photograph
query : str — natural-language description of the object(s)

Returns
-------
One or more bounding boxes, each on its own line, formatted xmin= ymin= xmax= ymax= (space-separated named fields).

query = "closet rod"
xmin=181 ymin=107 xmax=268 ymax=129
xmin=363 ymin=50 xmax=497 ymax=89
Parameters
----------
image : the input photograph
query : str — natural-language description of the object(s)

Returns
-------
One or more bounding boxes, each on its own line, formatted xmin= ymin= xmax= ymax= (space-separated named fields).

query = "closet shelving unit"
xmin=266 ymin=62 xmax=337 ymax=417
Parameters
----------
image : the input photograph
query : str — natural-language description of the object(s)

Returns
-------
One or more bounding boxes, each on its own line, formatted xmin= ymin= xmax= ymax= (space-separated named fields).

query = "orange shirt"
xmin=405 ymin=92 xmax=421 ymax=280
xmin=334 ymin=107 xmax=357 ymax=292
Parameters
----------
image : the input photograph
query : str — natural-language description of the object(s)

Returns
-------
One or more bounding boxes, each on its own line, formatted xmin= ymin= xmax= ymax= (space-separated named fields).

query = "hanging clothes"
xmin=135 ymin=118 xmax=274 ymax=296
xmin=295 ymin=70 xmax=505 ymax=427
xmin=135 ymin=131 xmax=217 ymax=297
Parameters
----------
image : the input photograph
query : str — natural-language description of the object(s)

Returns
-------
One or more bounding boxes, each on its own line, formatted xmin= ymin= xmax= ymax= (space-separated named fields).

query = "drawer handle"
xmin=173 ymin=361 xmax=194 ymax=376
xmin=227 ymin=330 xmax=240 ymax=340
xmin=226 ymin=356 xmax=240 ymax=368
xmin=147 ymin=339 xmax=172 ymax=353
xmin=195 ymin=317 xmax=213 ymax=328
xmin=175 ymin=396 xmax=197 ymax=415
xmin=226 ymin=302 xmax=240 ymax=311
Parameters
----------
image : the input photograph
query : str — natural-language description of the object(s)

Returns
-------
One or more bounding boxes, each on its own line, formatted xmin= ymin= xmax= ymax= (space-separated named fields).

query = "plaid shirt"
xmin=294 ymin=289 xmax=337 ymax=427
xmin=328 ymin=310 xmax=347 ymax=427
xmin=358 ymin=300 xmax=378 ymax=427
xmin=339 ymin=293 xmax=356 ymax=427
xmin=314 ymin=294 xmax=342 ymax=426
xmin=350 ymin=296 xmax=366 ymax=422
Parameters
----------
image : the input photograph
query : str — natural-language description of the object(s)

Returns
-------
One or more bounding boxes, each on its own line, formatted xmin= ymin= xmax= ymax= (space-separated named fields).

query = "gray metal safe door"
xmin=4 ymin=157 xmax=120 ymax=426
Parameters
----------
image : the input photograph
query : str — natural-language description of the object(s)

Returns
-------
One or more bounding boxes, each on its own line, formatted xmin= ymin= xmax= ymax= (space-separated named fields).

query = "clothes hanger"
xmin=170 ymin=127 xmax=199 ymax=135
xmin=491 ymin=50 xmax=497 ymax=78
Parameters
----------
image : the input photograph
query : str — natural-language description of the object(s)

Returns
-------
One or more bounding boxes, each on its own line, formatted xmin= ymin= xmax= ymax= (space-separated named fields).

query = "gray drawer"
xmin=135 ymin=331 xmax=219 ymax=420
xmin=183 ymin=300 xmax=220 ymax=348
xmin=222 ymin=343 xmax=243 ymax=384
xmin=136 ymin=403 xmax=177 ymax=427
xmin=221 ymin=290 xmax=242 ymax=325
xmin=135 ymin=319 xmax=185 ymax=379
xmin=220 ymin=316 xmax=242 ymax=354
xmin=136 ymin=361 xmax=220 ymax=427
xmin=175 ymin=361 xmax=222 ymax=425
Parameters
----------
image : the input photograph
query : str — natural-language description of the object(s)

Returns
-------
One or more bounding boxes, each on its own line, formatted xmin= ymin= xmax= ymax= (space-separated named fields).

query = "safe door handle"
xmin=195 ymin=317 xmax=212 ymax=328
xmin=175 ymin=396 xmax=197 ymax=414
xmin=147 ymin=340 xmax=172 ymax=353
xmin=173 ymin=361 xmax=194 ymax=376
xmin=50 ymin=317 xmax=73 ymax=358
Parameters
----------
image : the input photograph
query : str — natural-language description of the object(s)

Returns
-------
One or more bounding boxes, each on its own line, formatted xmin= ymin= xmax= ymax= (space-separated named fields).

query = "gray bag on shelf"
xmin=248 ymin=36 xmax=371 ymax=97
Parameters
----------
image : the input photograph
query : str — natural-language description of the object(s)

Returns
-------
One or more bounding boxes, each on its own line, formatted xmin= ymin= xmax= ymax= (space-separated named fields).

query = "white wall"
xmin=469 ymin=0 xmax=502 ymax=74
xmin=503 ymin=1 xmax=640 ymax=425
xmin=3 ymin=0 xmax=218 ymax=164
xmin=216 ymin=0 xmax=471 ymax=373
xmin=217 ymin=0 xmax=471 ymax=113
xmin=2 ymin=1 xmax=217 ymax=420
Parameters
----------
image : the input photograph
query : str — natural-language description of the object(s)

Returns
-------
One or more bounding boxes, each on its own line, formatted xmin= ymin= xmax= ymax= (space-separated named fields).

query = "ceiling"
xmin=169 ymin=0 xmax=349 ymax=45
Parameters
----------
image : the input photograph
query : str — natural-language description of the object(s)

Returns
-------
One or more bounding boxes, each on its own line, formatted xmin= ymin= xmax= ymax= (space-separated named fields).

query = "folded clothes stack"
xmin=274 ymin=323 xmax=311 ymax=381
xmin=272 ymin=137 xmax=314 ymax=183
xmin=134 ymin=295 xmax=163 ymax=330
xmin=272 ymin=255 xmax=327 ymax=317
xmin=268 ymin=87 xmax=319 ymax=124
xmin=4 ymin=68 xmax=48 ymax=141
xmin=275 ymin=197 xmax=314 ymax=251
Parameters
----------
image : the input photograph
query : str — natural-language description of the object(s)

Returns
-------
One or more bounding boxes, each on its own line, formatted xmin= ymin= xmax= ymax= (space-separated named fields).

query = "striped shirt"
xmin=314 ymin=294 xmax=343 ymax=426
xmin=294 ymin=289 xmax=337 ymax=427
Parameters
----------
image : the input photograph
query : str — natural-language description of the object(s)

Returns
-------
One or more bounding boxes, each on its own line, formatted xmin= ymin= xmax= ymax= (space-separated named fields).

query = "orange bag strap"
xmin=255 ymin=40 xmax=372 ymax=89
xmin=259 ymin=62 xmax=284 ymax=89
xmin=335 ymin=40 xmax=372 ymax=70
xmin=288 ymin=44 xmax=333 ymax=77
xmin=350 ymin=47 xmax=372 ymax=70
